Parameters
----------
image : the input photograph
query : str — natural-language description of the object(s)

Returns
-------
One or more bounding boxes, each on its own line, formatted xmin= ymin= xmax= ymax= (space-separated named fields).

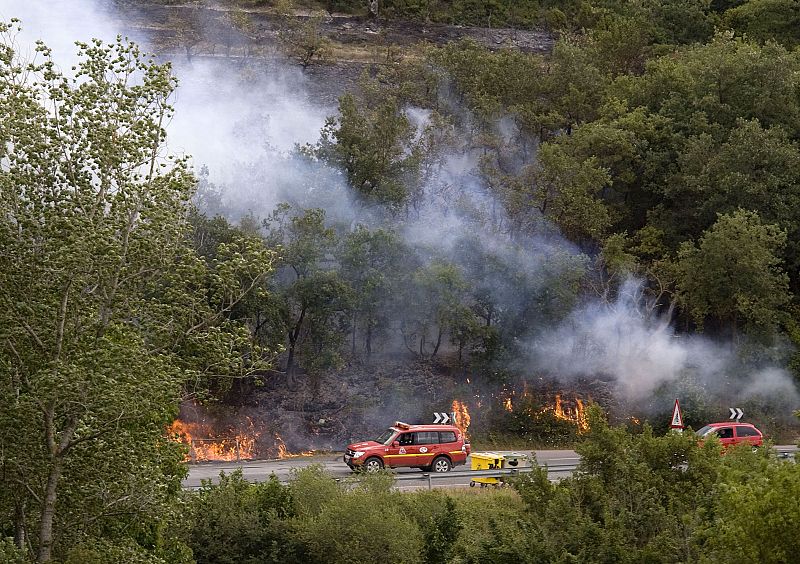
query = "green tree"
xmin=642 ymin=0 xmax=715 ymax=45
xmin=676 ymin=209 xmax=790 ymax=336
xmin=663 ymin=119 xmax=800 ymax=243
xmin=522 ymin=142 xmax=612 ymax=243
xmin=0 ymin=27 xmax=275 ymax=562
xmin=725 ymin=0 xmax=800 ymax=49
xmin=550 ymin=108 xmax=678 ymax=235
xmin=276 ymin=1 xmax=331 ymax=68
xmin=339 ymin=226 xmax=405 ymax=356
xmin=401 ymin=261 xmax=478 ymax=358
xmin=590 ymin=14 xmax=653 ymax=76
xmin=264 ymin=206 xmax=353 ymax=381
xmin=614 ymin=33 xmax=800 ymax=138
xmin=188 ymin=212 xmax=285 ymax=396
xmin=311 ymin=93 xmax=423 ymax=208
xmin=167 ymin=7 xmax=202 ymax=61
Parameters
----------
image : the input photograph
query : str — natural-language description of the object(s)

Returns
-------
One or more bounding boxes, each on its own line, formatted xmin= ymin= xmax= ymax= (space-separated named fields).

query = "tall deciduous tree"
xmin=725 ymin=0 xmax=800 ymax=50
xmin=521 ymin=143 xmax=612 ymax=244
xmin=276 ymin=0 xmax=331 ymax=68
xmin=0 ymin=25 xmax=276 ymax=562
xmin=311 ymin=93 xmax=423 ymax=208
xmin=401 ymin=261 xmax=476 ymax=359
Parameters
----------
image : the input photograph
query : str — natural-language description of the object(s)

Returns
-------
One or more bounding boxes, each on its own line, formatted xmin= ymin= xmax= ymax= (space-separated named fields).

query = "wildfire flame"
xmin=168 ymin=418 xmax=259 ymax=462
xmin=451 ymin=399 xmax=471 ymax=439
xmin=503 ymin=397 xmax=513 ymax=412
xmin=274 ymin=433 xmax=314 ymax=459
xmin=550 ymin=394 xmax=589 ymax=433
xmin=168 ymin=416 xmax=316 ymax=462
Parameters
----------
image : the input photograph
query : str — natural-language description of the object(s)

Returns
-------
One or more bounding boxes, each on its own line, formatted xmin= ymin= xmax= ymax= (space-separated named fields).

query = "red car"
xmin=695 ymin=422 xmax=763 ymax=448
xmin=344 ymin=421 xmax=470 ymax=473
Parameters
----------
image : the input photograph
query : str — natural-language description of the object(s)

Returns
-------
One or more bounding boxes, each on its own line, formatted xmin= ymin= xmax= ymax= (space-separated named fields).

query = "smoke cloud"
xmin=531 ymin=278 xmax=800 ymax=411
xmin=5 ymin=0 xmax=797 ymax=426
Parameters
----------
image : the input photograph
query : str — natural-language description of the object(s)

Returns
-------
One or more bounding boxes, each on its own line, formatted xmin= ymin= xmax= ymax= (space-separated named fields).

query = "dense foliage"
xmin=191 ymin=14 xmax=800 ymax=388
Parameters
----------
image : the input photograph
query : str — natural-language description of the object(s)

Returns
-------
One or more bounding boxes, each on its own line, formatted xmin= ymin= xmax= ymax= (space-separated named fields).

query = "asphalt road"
xmin=183 ymin=449 xmax=580 ymax=490
xmin=184 ymin=445 xmax=798 ymax=491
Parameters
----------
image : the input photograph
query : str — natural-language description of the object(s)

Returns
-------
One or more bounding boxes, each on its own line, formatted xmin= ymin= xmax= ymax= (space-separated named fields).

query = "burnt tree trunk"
xmin=286 ymin=307 xmax=306 ymax=387
xmin=431 ymin=326 xmax=443 ymax=357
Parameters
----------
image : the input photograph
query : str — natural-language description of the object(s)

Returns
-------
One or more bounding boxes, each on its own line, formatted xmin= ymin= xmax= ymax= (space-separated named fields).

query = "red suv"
xmin=695 ymin=422 xmax=763 ymax=448
xmin=344 ymin=421 xmax=470 ymax=473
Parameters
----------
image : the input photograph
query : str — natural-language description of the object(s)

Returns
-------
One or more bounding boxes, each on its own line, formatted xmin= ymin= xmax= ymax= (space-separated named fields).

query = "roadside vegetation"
xmin=175 ymin=409 xmax=800 ymax=564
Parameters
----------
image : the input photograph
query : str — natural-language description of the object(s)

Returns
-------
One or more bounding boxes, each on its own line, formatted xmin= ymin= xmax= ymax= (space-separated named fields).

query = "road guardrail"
xmin=184 ymin=462 xmax=579 ymax=491
xmin=386 ymin=463 xmax=579 ymax=490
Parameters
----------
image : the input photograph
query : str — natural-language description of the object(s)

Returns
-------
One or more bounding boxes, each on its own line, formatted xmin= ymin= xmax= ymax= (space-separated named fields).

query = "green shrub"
xmin=302 ymin=490 xmax=423 ymax=564
xmin=288 ymin=464 xmax=342 ymax=518
xmin=184 ymin=470 xmax=298 ymax=564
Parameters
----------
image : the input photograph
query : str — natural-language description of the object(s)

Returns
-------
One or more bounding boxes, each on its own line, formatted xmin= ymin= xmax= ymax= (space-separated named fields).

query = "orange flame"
xmin=168 ymin=418 xmax=259 ymax=462
xmin=274 ymin=434 xmax=314 ymax=459
xmin=451 ymin=399 xmax=471 ymax=439
xmin=548 ymin=394 xmax=589 ymax=433
xmin=503 ymin=397 xmax=513 ymax=412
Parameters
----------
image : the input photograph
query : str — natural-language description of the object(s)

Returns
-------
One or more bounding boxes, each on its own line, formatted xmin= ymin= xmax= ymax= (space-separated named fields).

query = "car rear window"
xmin=439 ymin=431 xmax=457 ymax=443
xmin=415 ymin=431 xmax=439 ymax=444
xmin=736 ymin=426 xmax=761 ymax=437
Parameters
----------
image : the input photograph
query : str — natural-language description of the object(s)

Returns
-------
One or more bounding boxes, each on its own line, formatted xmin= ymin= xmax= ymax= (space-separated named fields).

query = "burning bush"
xmin=491 ymin=393 xmax=590 ymax=446
xmin=167 ymin=403 xmax=316 ymax=462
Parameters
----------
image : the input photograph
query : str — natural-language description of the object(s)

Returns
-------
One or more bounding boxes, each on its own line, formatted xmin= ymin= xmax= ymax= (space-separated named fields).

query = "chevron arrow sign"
xmin=729 ymin=407 xmax=744 ymax=421
xmin=433 ymin=412 xmax=450 ymax=424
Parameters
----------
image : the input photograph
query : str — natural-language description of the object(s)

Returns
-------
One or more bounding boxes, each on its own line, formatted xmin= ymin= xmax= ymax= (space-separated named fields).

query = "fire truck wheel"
xmin=432 ymin=456 xmax=452 ymax=473
xmin=364 ymin=457 xmax=383 ymax=473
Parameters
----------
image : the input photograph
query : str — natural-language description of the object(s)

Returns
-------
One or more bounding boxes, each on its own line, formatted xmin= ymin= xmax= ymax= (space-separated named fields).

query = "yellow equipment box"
xmin=470 ymin=452 xmax=505 ymax=486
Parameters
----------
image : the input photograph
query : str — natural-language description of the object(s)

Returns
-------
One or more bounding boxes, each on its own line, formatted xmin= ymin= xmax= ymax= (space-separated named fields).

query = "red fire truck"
xmin=344 ymin=421 xmax=470 ymax=473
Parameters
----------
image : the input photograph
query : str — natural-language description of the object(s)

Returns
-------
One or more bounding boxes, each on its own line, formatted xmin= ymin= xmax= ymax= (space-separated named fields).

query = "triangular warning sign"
xmin=670 ymin=399 xmax=684 ymax=428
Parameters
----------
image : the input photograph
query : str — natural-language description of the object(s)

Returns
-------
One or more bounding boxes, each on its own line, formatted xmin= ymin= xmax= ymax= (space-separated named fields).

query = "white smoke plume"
xmin=0 ymin=0 xmax=126 ymax=66
xmin=2 ymin=0 xmax=344 ymax=221
xmin=530 ymin=278 xmax=800 ymax=409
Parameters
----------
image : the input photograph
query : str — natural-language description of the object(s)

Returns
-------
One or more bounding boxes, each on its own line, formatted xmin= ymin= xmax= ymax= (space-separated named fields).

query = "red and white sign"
xmin=670 ymin=399 xmax=684 ymax=431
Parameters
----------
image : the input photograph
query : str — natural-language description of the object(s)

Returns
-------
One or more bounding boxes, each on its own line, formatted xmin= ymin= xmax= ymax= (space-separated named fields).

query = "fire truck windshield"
xmin=374 ymin=428 xmax=396 ymax=445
